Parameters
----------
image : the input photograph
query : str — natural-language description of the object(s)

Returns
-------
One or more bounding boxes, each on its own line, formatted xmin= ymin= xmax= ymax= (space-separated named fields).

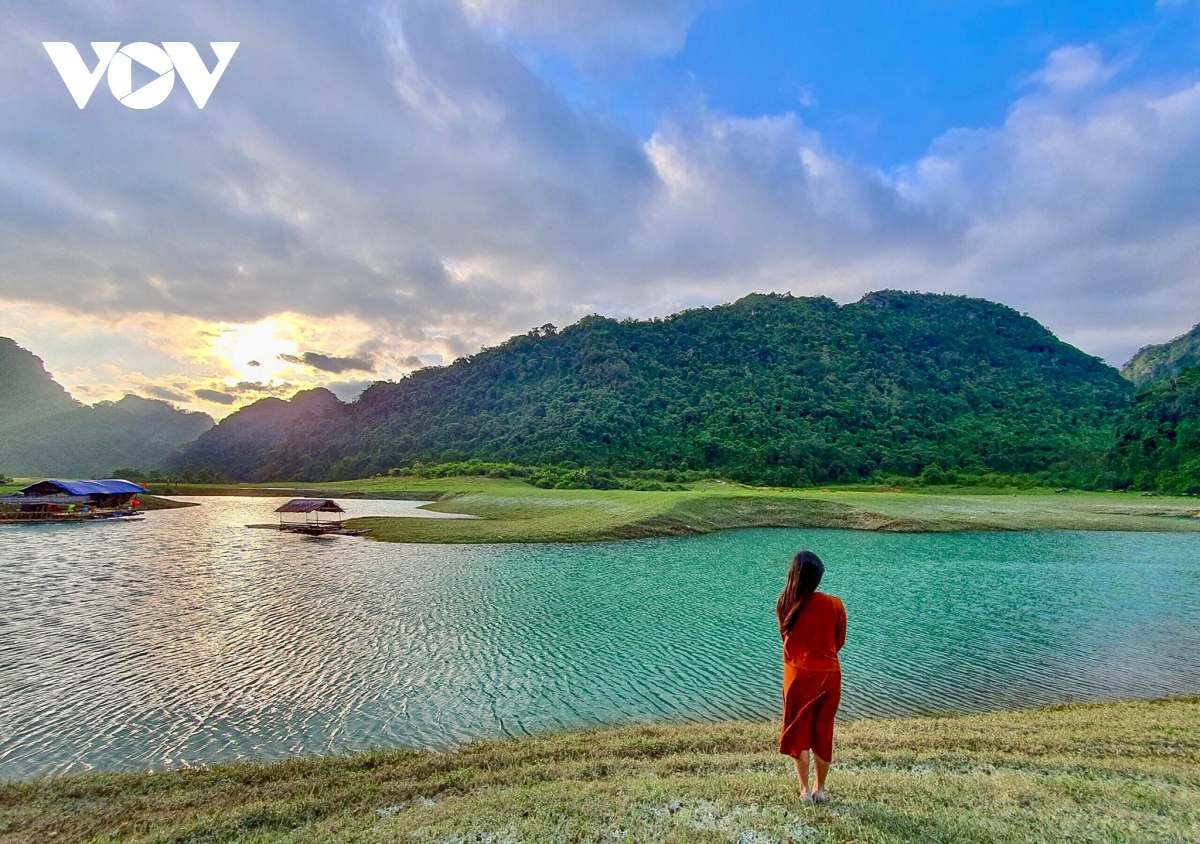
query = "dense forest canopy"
xmin=170 ymin=291 xmax=1135 ymax=485
xmin=1122 ymin=323 xmax=1200 ymax=388
xmin=1106 ymin=366 xmax=1200 ymax=494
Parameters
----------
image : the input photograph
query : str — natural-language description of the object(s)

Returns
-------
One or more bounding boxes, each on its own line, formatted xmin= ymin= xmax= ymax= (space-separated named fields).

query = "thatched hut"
xmin=274 ymin=498 xmax=347 ymax=534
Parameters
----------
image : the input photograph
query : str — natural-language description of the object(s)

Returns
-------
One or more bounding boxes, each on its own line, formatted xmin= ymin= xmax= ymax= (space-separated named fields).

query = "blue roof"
xmin=20 ymin=479 xmax=145 ymax=496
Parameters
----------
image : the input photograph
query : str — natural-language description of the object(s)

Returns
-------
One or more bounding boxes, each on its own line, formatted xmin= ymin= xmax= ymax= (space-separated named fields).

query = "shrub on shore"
xmin=386 ymin=460 xmax=718 ymax=491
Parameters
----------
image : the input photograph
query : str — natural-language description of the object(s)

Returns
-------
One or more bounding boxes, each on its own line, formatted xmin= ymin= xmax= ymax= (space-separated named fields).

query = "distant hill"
xmin=1105 ymin=365 xmax=1200 ymax=494
xmin=0 ymin=337 xmax=80 ymax=427
xmin=168 ymin=388 xmax=343 ymax=481
xmin=0 ymin=339 xmax=214 ymax=477
xmin=170 ymin=291 xmax=1133 ymax=484
xmin=1122 ymin=323 xmax=1200 ymax=387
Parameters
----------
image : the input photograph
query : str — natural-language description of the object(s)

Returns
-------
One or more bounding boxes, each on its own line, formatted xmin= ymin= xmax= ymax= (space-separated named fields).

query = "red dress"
xmin=779 ymin=591 xmax=846 ymax=761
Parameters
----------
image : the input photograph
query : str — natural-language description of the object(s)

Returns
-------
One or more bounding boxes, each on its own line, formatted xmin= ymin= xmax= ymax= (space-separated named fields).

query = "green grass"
xmin=354 ymin=483 xmax=1200 ymax=543
xmin=3 ymin=698 xmax=1197 ymax=843
xmin=145 ymin=478 xmax=1200 ymax=543
xmin=0 ymin=478 xmax=27 ymax=495
xmin=137 ymin=494 xmax=195 ymax=511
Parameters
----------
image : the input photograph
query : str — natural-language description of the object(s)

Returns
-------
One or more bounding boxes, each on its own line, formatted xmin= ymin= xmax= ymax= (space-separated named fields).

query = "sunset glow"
xmin=3 ymin=0 xmax=1200 ymax=418
xmin=211 ymin=319 xmax=299 ymax=382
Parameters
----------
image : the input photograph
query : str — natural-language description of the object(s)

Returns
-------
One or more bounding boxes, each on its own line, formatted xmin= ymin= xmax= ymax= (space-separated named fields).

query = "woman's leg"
xmin=810 ymin=673 xmax=841 ymax=799
xmin=814 ymin=754 xmax=830 ymax=792
xmin=793 ymin=750 xmax=811 ymax=795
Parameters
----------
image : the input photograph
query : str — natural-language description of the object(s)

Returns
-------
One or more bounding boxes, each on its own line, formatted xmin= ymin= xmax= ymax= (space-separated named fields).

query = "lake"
xmin=1 ymin=495 xmax=1198 ymax=779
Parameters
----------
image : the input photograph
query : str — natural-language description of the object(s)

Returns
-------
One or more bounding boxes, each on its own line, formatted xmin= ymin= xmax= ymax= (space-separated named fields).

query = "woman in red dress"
xmin=777 ymin=549 xmax=846 ymax=803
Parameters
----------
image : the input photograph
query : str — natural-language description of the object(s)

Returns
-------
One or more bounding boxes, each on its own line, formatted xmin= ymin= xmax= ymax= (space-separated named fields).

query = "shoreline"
xmin=4 ymin=697 xmax=1197 ymax=843
xmin=146 ymin=484 xmax=440 ymax=501
xmin=143 ymin=479 xmax=1200 ymax=543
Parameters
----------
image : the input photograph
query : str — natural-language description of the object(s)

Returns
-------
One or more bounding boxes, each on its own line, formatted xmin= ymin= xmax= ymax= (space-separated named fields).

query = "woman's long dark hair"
xmin=776 ymin=550 xmax=825 ymax=635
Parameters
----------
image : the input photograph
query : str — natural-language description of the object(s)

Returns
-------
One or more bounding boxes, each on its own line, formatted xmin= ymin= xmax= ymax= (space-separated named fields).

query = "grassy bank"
xmin=145 ymin=478 xmax=1200 ymax=542
xmin=2 ymin=698 xmax=1197 ymax=843
xmin=350 ymin=483 xmax=1200 ymax=542
xmin=138 ymin=494 xmax=196 ymax=511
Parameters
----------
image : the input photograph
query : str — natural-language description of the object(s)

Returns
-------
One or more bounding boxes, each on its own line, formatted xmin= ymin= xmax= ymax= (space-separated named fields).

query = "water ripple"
xmin=1 ymin=497 xmax=1199 ymax=777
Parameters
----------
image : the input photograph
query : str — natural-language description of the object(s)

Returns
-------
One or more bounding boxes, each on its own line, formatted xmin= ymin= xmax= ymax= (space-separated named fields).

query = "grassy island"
xmin=148 ymin=477 xmax=1200 ymax=543
xmin=3 ymin=698 xmax=1197 ymax=843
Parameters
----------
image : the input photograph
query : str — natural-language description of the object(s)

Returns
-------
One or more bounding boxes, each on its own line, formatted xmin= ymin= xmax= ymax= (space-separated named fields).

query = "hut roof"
xmin=275 ymin=498 xmax=345 ymax=514
xmin=19 ymin=479 xmax=144 ymax=496
xmin=0 ymin=494 xmax=90 ymax=506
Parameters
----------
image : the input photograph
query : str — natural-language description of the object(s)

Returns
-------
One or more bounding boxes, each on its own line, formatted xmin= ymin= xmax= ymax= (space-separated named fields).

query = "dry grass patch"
xmin=2 ymin=698 xmax=1197 ymax=843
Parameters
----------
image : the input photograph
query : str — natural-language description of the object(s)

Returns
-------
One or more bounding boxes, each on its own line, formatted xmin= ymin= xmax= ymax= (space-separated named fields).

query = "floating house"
xmin=0 ymin=479 xmax=146 ymax=523
xmin=272 ymin=498 xmax=367 ymax=536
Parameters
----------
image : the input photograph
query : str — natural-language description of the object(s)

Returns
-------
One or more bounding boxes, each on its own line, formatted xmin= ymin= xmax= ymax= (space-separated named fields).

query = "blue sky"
xmin=2 ymin=0 xmax=1200 ymax=414
xmin=531 ymin=0 xmax=1200 ymax=165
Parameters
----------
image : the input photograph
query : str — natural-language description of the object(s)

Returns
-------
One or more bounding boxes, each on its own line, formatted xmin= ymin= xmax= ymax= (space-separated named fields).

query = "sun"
xmin=211 ymin=318 xmax=298 ymax=381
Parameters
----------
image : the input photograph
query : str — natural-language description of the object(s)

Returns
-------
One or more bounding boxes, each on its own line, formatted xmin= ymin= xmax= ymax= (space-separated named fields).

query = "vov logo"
xmin=43 ymin=42 xmax=239 ymax=109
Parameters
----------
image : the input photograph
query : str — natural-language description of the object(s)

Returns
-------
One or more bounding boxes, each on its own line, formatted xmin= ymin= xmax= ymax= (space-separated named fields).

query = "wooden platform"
xmin=0 ymin=511 xmax=144 ymax=524
xmin=245 ymin=523 xmax=371 ymax=536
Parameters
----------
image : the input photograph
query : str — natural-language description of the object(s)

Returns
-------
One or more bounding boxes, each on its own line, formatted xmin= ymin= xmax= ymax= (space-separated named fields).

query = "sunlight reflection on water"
xmin=1 ymin=496 xmax=1198 ymax=777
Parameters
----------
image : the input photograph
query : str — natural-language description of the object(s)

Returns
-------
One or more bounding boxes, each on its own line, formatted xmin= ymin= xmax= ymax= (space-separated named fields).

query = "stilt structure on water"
xmin=0 ymin=479 xmax=146 ymax=523
xmin=252 ymin=498 xmax=371 ymax=536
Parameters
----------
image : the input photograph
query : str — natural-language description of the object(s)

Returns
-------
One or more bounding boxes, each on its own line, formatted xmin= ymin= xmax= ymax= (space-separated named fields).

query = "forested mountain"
xmin=0 ymin=339 xmax=214 ymax=477
xmin=1105 ymin=366 xmax=1200 ymax=494
xmin=168 ymin=388 xmax=343 ymax=481
xmin=1122 ymin=323 xmax=1200 ymax=388
xmin=0 ymin=337 xmax=80 ymax=427
xmin=170 ymin=292 xmax=1133 ymax=485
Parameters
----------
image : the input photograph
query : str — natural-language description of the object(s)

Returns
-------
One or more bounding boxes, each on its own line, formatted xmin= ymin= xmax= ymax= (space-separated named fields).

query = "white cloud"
xmin=2 ymin=0 xmax=1199 ymax=409
xmin=1034 ymin=45 xmax=1117 ymax=94
xmin=459 ymin=0 xmax=702 ymax=58
xmin=895 ymin=67 xmax=1200 ymax=361
xmin=611 ymin=50 xmax=1200 ymax=363
xmin=1 ymin=1 xmax=657 ymax=345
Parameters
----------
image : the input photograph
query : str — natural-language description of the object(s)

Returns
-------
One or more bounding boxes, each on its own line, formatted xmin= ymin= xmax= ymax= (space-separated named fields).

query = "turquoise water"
xmin=1 ymin=496 xmax=1198 ymax=778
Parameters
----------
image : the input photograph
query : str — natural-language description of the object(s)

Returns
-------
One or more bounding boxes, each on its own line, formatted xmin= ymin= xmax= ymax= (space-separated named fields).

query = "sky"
xmin=2 ymin=0 xmax=1200 ymax=417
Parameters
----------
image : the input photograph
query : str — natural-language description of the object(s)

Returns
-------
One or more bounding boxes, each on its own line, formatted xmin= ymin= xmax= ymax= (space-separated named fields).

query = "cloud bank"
xmin=2 ymin=0 xmax=1199 ymax=415
xmin=278 ymin=351 xmax=376 ymax=373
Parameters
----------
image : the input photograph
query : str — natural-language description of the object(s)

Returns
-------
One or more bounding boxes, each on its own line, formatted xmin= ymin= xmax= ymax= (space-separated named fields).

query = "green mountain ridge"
xmin=169 ymin=291 xmax=1135 ymax=485
xmin=1107 ymin=364 xmax=1200 ymax=493
xmin=1122 ymin=322 xmax=1200 ymax=387
xmin=0 ymin=338 xmax=215 ymax=478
